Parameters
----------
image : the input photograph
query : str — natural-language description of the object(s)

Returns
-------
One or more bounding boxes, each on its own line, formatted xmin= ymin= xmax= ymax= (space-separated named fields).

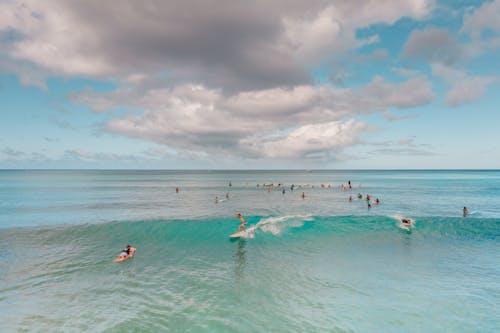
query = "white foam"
xmin=241 ymin=215 xmax=312 ymax=238
xmin=389 ymin=214 xmax=415 ymax=231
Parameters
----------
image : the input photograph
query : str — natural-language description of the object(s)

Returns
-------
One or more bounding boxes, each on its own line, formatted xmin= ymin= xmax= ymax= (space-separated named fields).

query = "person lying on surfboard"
xmin=115 ymin=244 xmax=136 ymax=262
xmin=235 ymin=213 xmax=247 ymax=232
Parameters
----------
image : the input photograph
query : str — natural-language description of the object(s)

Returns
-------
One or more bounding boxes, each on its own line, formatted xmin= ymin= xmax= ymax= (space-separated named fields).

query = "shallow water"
xmin=1 ymin=170 xmax=499 ymax=332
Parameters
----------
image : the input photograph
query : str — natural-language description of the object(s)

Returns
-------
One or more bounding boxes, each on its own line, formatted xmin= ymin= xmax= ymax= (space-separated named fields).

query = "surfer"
xmin=463 ymin=207 xmax=468 ymax=217
xmin=235 ymin=213 xmax=247 ymax=232
xmin=115 ymin=244 xmax=136 ymax=262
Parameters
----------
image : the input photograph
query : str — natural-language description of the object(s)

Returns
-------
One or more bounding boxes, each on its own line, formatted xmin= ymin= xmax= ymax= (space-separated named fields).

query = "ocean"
xmin=0 ymin=170 xmax=499 ymax=332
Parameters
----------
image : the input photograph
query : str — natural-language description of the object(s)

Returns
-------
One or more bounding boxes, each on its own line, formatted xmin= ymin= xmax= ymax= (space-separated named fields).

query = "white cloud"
xmin=462 ymin=0 xmax=500 ymax=40
xmin=240 ymin=120 xmax=365 ymax=159
xmin=432 ymin=64 xmax=499 ymax=107
xmin=70 ymin=76 xmax=435 ymax=160
xmin=403 ymin=28 xmax=464 ymax=65
xmin=1 ymin=0 xmax=435 ymax=90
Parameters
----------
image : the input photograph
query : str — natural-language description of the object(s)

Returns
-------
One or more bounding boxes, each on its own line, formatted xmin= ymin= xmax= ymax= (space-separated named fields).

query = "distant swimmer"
xmin=357 ymin=193 xmax=362 ymax=199
xmin=463 ymin=207 xmax=468 ymax=217
xmin=366 ymin=194 xmax=371 ymax=201
xmin=115 ymin=244 xmax=136 ymax=262
xmin=374 ymin=198 xmax=380 ymax=205
xmin=176 ymin=187 xmax=179 ymax=193
xmin=349 ymin=195 xmax=352 ymax=202
xmin=215 ymin=196 xmax=219 ymax=204
xmin=282 ymin=188 xmax=285 ymax=195
xmin=235 ymin=213 xmax=247 ymax=232
xmin=229 ymin=181 xmax=232 ymax=187
xmin=226 ymin=192 xmax=229 ymax=199
xmin=301 ymin=192 xmax=305 ymax=199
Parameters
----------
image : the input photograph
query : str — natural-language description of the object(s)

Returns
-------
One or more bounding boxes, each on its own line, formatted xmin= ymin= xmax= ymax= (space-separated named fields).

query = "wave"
xmin=2 ymin=215 xmax=498 ymax=247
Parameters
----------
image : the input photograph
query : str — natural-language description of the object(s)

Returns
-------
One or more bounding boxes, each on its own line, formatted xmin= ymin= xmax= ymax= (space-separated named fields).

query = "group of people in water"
xmin=117 ymin=180 xmax=470 ymax=262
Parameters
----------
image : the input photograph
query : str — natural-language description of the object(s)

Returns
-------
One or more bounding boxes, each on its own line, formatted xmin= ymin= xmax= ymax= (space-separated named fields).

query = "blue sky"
xmin=0 ymin=0 xmax=499 ymax=169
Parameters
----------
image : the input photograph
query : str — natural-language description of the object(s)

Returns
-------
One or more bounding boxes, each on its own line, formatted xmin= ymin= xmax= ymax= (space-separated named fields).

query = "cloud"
xmin=368 ymin=137 xmax=435 ymax=156
xmin=70 ymin=76 xmax=435 ymax=160
xmin=239 ymin=120 xmax=366 ymax=159
xmin=392 ymin=67 xmax=420 ymax=77
xmin=432 ymin=64 xmax=499 ymax=107
xmin=461 ymin=0 xmax=500 ymax=40
xmin=403 ymin=28 xmax=464 ymax=65
xmin=1 ymin=0 xmax=435 ymax=91
xmin=2 ymin=147 xmax=25 ymax=157
xmin=64 ymin=149 xmax=141 ymax=162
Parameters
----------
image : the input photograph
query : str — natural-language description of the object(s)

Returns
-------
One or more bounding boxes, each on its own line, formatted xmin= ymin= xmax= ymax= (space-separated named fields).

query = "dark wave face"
xmin=1 ymin=216 xmax=499 ymax=332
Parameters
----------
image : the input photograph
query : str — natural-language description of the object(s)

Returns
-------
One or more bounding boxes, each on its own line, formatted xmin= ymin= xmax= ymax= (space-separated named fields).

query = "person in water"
xmin=463 ymin=207 xmax=468 ymax=217
xmin=235 ymin=213 xmax=247 ymax=232
xmin=117 ymin=244 xmax=134 ymax=260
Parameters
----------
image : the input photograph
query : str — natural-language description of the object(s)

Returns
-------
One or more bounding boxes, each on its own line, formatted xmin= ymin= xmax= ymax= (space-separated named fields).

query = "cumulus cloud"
xmin=70 ymin=76 xmax=436 ymax=159
xmin=0 ymin=0 xmax=434 ymax=91
xmin=240 ymin=120 xmax=365 ymax=160
xmin=403 ymin=28 xmax=464 ymax=65
xmin=462 ymin=0 xmax=500 ymax=40
xmin=432 ymin=64 xmax=499 ymax=107
xmin=0 ymin=0 xmax=438 ymax=162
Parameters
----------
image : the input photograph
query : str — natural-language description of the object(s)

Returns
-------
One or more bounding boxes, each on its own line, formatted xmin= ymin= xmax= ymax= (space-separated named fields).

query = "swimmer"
xmin=463 ymin=206 xmax=468 ymax=217
xmin=357 ymin=193 xmax=362 ymax=199
xmin=235 ymin=213 xmax=247 ymax=232
xmin=301 ymin=192 xmax=305 ymax=199
xmin=215 ymin=196 xmax=219 ymax=204
xmin=349 ymin=195 xmax=352 ymax=202
xmin=175 ymin=187 xmax=179 ymax=193
xmin=401 ymin=219 xmax=412 ymax=224
xmin=115 ymin=244 xmax=136 ymax=262
xmin=374 ymin=198 xmax=380 ymax=205
xmin=226 ymin=192 xmax=229 ymax=199
xmin=367 ymin=202 xmax=371 ymax=209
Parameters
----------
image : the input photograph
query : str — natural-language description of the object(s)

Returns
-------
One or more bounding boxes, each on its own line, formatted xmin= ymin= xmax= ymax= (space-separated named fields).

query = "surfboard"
xmin=230 ymin=231 xmax=245 ymax=239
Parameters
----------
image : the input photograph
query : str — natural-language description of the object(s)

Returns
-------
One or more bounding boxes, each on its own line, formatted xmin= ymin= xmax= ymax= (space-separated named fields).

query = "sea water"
xmin=0 ymin=170 xmax=499 ymax=332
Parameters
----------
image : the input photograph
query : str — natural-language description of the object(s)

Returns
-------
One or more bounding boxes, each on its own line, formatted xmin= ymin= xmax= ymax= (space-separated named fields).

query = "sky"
xmin=0 ymin=0 xmax=499 ymax=169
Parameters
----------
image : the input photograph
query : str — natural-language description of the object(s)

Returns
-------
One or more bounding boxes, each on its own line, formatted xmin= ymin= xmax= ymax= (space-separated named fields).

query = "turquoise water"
xmin=1 ymin=170 xmax=499 ymax=332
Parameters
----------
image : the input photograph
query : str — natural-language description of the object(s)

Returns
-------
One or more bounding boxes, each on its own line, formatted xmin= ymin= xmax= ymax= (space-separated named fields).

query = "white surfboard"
xmin=230 ymin=230 xmax=245 ymax=239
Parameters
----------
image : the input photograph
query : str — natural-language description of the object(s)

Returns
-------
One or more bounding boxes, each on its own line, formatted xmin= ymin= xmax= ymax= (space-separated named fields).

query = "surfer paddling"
xmin=235 ymin=213 xmax=247 ymax=232
xmin=115 ymin=244 xmax=136 ymax=262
